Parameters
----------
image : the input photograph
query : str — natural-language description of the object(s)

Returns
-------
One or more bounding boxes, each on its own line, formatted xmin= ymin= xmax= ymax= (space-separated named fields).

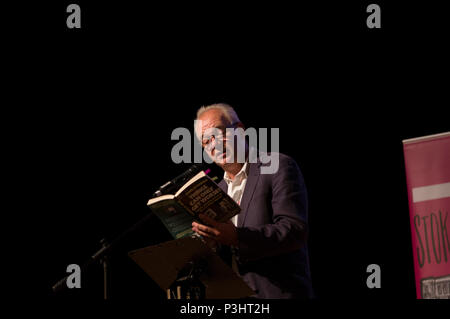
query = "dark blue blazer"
xmin=218 ymin=153 xmax=313 ymax=299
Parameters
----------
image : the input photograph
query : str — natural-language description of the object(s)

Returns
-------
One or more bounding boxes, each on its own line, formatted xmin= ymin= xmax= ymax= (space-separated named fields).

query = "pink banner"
xmin=403 ymin=132 xmax=450 ymax=299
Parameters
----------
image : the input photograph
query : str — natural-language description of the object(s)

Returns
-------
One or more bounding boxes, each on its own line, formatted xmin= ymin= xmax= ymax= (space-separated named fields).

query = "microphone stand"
xmin=52 ymin=164 xmax=207 ymax=299
xmin=52 ymin=210 xmax=157 ymax=299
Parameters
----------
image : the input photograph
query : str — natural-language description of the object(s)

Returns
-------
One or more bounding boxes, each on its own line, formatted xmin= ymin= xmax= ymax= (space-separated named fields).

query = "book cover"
xmin=148 ymin=171 xmax=240 ymax=239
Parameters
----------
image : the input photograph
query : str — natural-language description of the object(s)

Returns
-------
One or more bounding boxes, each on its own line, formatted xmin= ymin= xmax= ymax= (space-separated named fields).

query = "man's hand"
xmin=192 ymin=214 xmax=238 ymax=246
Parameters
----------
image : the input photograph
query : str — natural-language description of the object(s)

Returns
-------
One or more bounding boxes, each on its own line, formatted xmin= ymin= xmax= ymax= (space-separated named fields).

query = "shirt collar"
xmin=223 ymin=161 xmax=249 ymax=184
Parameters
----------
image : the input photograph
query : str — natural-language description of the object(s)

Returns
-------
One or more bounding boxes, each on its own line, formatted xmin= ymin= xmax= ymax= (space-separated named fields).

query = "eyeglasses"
xmin=201 ymin=122 xmax=239 ymax=149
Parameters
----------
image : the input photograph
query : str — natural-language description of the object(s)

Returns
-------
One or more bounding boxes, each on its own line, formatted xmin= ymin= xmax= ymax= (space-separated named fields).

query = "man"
xmin=192 ymin=103 xmax=313 ymax=299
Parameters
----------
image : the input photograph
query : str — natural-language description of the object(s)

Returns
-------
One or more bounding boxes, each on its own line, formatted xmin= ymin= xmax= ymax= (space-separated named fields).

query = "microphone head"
xmin=154 ymin=163 xmax=206 ymax=197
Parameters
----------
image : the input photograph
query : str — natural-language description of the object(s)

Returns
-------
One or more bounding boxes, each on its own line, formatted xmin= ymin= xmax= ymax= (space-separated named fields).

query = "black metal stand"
xmin=52 ymin=211 xmax=156 ymax=298
xmin=100 ymin=238 xmax=111 ymax=300
xmin=167 ymin=258 xmax=207 ymax=299
xmin=52 ymin=164 xmax=206 ymax=298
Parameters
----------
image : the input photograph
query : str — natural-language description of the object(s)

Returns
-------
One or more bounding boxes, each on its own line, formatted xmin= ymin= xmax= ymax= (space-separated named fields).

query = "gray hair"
xmin=196 ymin=103 xmax=240 ymax=125
xmin=194 ymin=103 xmax=241 ymax=139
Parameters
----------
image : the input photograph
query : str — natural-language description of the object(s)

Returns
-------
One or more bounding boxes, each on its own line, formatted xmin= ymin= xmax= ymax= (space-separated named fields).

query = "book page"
xmin=175 ymin=170 xmax=206 ymax=197
xmin=147 ymin=194 xmax=175 ymax=206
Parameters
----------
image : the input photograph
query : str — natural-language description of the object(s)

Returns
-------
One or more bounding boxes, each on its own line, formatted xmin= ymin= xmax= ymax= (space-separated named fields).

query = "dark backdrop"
xmin=9 ymin=1 xmax=449 ymax=302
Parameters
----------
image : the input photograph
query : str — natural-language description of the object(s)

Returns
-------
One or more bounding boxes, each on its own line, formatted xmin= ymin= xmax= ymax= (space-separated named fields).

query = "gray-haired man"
xmin=192 ymin=103 xmax=313 ymax=299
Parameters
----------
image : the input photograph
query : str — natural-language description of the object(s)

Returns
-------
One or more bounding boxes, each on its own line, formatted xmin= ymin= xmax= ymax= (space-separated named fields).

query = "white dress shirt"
xmin=223 ymin=161 xmax=249 ymax=226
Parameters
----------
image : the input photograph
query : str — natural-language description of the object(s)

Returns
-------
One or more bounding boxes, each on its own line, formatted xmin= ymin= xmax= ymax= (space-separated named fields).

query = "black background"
xmin=7 ymin=1 xmax=449 ymax=305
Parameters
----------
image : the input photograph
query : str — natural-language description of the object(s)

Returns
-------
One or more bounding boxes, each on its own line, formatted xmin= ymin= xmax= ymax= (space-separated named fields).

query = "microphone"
xmin=153 ymin=164 xmax=204 ymax=197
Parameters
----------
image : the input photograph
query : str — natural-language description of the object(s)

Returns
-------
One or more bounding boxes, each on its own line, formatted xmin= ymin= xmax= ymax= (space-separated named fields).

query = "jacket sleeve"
xmin=235 ymin=155 xmax=308 ymax=262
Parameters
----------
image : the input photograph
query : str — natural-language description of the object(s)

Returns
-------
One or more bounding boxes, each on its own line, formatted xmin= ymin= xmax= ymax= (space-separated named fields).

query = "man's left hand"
xmin=192 ymin=214 xmax=238 ymax=246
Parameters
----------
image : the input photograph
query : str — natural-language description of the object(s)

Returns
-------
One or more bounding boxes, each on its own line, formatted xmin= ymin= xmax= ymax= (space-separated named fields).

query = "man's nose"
xmin=206 ymin=138 xmax=216 ymax=153
xmin=210 ymin=138 xmax=219 ymax=155
xmin=209 ymin=138 xmax=224 ymax=156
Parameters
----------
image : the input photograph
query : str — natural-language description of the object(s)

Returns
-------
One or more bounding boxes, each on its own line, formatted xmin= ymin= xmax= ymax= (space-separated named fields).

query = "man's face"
xmin=197 ymin=109 xmax=241 ymax=168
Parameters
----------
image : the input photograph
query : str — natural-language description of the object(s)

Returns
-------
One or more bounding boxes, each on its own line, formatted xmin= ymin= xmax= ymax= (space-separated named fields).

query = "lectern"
xmin=128 ymin=236 xmax=254 ymax=299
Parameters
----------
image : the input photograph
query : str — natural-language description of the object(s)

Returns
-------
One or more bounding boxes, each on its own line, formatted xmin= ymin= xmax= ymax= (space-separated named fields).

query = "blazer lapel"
xmin=237 ymin=161 xmax=261 ymax=227
xmin=218 ymin=179 xmax=227 ymax=193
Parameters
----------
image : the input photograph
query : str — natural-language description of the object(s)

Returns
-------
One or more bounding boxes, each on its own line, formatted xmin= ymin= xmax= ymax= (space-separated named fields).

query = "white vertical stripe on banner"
xmin=412 ymin=182 xmax=450 ymax=203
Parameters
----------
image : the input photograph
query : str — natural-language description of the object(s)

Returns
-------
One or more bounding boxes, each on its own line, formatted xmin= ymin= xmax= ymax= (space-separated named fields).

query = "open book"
xmin=147 ymin=171 xmax=240 ymax=239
